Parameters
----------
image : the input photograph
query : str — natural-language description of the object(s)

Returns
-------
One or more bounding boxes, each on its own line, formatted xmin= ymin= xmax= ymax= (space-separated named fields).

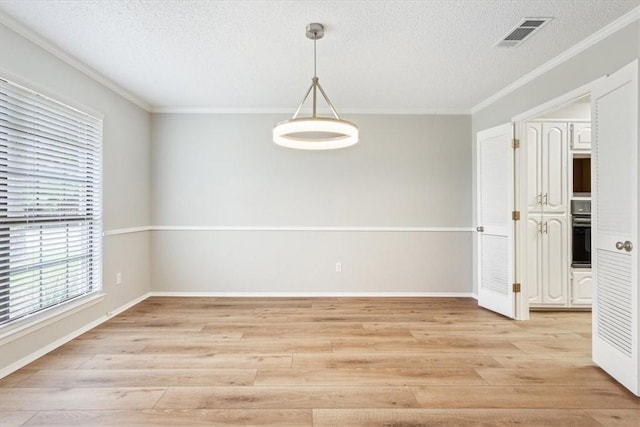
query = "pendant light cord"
xmin=314 ymin=36 xmax=317 ymax=78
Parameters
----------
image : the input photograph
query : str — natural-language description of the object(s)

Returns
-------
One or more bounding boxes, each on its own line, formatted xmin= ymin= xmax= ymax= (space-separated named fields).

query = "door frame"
xmin=511 ymin=77 xmax=605 ymax=320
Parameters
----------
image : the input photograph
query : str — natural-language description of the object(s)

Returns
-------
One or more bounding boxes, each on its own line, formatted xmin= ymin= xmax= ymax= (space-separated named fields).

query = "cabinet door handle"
xmin=570 ymin=123 xmax=574 ymax=148
xmin=543 ymin=222 xmax=548 ymax=234
xmin=543 ymin=193 xmax=548 ymax=206
xmin=537 ymin=193 xmax=542 ymax=205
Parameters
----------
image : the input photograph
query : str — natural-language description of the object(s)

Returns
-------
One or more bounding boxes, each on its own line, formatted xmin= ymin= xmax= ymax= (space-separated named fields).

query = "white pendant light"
xmin=273 ymin=23 xmax=358 ymax=150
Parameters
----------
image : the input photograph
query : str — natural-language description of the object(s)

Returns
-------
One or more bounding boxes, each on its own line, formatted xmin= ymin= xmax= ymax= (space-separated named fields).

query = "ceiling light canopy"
xmin=273 ymin=23 xmax=358 ymax=150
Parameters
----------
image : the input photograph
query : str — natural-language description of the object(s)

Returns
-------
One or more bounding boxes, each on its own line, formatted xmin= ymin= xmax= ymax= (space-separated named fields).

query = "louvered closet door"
xmin=477 ymin=123 xmax=515 ymax=319
xmin=592 ymin=60 xmax=639 ymax=396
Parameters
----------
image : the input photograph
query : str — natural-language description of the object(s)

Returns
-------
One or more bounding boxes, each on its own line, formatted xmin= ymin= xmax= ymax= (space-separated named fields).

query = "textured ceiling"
xmin=1 ymin=0 xmax=638 ymax=112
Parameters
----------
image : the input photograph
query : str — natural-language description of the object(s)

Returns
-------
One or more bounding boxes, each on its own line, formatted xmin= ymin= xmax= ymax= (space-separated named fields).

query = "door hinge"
xmin=512 ymin=138 xmax=520 ymax=149
xmin=512 ymin=210 xmax=520 ymax=221
xmin=512 ymin=283 xmax=521 ymax=293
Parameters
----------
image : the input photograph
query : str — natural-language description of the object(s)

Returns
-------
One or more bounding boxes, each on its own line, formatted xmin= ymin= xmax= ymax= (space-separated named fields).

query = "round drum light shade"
xmin=273 ymin=118 xmax=359 ymax=150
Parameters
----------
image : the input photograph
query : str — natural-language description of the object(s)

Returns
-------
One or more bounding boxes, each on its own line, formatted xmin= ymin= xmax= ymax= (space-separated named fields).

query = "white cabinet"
xmin=527 ymin=216 xmax=543 ymax=304
xmin=570 ymin=123 xmax=591 ymax=151
xmin=528 ymin=214 xmax=569 ymax=307
xmin=526 ymin=119 xmax=591 ymax=310
xmin=571 ymin=269 xmax=592 ymax=307
xmin=526 ymin=122 xmax=568 ymax=214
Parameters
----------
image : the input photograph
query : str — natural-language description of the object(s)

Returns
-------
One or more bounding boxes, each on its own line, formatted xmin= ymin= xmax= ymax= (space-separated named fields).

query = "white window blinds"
xmin=0 ymin=78 xmax=102 ymax=326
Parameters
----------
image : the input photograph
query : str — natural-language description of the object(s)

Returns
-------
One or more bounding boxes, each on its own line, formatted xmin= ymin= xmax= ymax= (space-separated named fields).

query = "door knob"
xmin=616 ymin=241 xmax=633 ymax=252
xmin=476 ymin=226 xmax=484 ymax=232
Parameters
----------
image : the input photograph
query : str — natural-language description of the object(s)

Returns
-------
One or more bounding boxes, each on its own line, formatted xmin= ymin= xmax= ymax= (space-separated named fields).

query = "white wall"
xmin=151 ymin=113 xmax=472 ymax=294
xmin=471 ymin=20 xmax=640 ymax=295
xmin=0 ymin=23 xmax=152 ymax=372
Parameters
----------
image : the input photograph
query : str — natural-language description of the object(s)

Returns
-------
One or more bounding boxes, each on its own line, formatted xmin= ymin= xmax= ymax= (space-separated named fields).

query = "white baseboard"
xmin=0 ymin=292 xmax=151 ymax=379
xmin=149 ymin=291 xmax=474 ymax=298
xmin=471 ymin=293 xmax=478 ymax=300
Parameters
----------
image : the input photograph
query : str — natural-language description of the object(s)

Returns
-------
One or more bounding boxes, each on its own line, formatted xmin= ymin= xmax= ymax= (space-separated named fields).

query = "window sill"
xmin=0 ymin=292 xmax=105 ymax=345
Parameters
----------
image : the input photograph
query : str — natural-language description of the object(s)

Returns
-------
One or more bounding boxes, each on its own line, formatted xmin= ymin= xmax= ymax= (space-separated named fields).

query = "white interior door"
xmin=592 ymin=59 xmax=639 ymax=396
xmin=477 ymin=123 xmax=516 ymax=318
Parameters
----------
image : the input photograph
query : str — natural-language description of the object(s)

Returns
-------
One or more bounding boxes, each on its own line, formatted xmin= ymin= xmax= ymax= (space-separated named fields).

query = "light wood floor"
xmin=1 ymin=297 xmax=639 ymax=426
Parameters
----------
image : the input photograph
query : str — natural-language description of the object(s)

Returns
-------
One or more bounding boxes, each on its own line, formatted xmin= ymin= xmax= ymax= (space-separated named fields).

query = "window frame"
xmin=0 ymin=74 xmax=104 ymax=332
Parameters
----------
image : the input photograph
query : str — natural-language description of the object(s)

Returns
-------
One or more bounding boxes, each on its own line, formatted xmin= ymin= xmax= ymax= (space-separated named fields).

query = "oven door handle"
xmin=572 ymin=223 xmax=591 ymax=228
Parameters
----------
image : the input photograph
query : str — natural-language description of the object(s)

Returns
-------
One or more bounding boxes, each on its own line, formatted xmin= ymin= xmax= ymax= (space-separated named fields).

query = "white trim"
xmin=151 ymin=226 xmax=473 ymax=232
xmin=511 ymin=78 xmax=602 ymax=122
xmin=151 ymin=107 xmax=471 ymax=115
xmin=102 ymin=226 xmax=476 ymax=236
xmin=150 ymin=291 xmax=474 ymax=298
xmin=103 ymin=226 xmax=152 ymax=236
xmin=0 ymin=68 xmax=105 ymax=120
xmin=0 ymin=292 xmax=150 ymax=379
xmin=102 ymin=226 xmax=474 ymax=235
xmin=471 ymin=7 xmax=640 ymax=114
xmin=510 ymin=74 xmax=606 ymax=321
xmin=0 ymin=292 xmax=105 ymax=344
xmin=0 ymin=12 xmax=151 ymax=112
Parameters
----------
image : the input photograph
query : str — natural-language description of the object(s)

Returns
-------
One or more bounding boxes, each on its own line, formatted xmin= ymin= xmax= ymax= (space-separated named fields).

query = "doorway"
xmin=520 ymin=95 xmax=592 ymax=312
xmin=507 ymin=60 xmax=639 ymax=396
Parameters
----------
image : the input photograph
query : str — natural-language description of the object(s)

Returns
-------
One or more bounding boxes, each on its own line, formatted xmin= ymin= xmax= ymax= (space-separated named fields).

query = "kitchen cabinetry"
xmin=526 ymin=120 xmax=590 ymax=309
xmin=570 ymin=122 xmax=591 ymax=151
xmin=571 ymin=269 xmax=592 ymax=307
xmin=528 ymin=214 xmax=569 ymax=307
xmin=526 ymin=122 xmax=568 ymax=214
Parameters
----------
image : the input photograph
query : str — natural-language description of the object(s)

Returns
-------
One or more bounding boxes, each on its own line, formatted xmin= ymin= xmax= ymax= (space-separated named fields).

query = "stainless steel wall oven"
xmin=571 ymin=200 xmax=591 ymax=268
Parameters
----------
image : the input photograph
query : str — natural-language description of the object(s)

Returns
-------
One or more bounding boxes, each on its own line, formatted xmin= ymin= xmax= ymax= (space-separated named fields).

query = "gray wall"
xmin=151 ymin=113 xmax=472 ymax=294
xmin=471 ymin=20 xmax=640 ymax=294
xmin=0 ymin=23 xmax=152 ymax=371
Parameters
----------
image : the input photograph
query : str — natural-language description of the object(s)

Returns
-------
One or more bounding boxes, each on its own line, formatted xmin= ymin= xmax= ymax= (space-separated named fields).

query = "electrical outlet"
xmin=335 ymin=262 xmax=342 ymax=273
xmin=116 ymin=272 xmax=122 ymax=285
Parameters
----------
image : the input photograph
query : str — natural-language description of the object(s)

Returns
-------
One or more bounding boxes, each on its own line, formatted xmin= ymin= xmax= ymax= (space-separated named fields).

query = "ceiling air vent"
xmin=495 ymin=17 xmax=553 ymax=48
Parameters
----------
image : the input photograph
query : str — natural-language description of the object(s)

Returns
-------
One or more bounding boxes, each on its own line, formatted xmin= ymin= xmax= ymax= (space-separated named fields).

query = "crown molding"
xmin=151 ymin=107 xmax=470 ymax=115
xmin=0 ymin=12 xmax=152 ymax=112
xmin=470 ymin=6 xmax=640 ymax=114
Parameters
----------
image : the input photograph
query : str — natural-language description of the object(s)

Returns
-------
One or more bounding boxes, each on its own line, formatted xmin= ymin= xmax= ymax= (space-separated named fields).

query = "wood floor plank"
xmin=475 ymin=366 xmax=618 ymax=386
xmin=78 ymin=353 xmax=292 ymax=370
xmin=55 ymin=340 xmax=148 ymax=354
xmin=0 ymin=369 xmax=37 ymax=387
xmin=585 ymin=409 xmax=640 ymax=427
xmin=11 ymin=369 xmax=257 ymax=388
xmin=292 ymin=353 xmax=501 ymax=369
xmin=491 ymin=354 xmax=595 ymax=368
xmin=409 ymin=333 xmax=526 ymax=354
xmin=154 ymin=386 xmax=419 ymax=409
xmin=512 ymin=339 xmax=593 ymax=354
xmin=22 ymin=409 xmax=312 ymax=426
xmin=254 ymin=368 xmax=488 ymax=386
xmin=76 ymin=330 xmax=244 ymax=341
xmin=411 ymin=385 xmax=640 ymax=409
xmin=0 ymin=387 xmax=166 ymax=410
xmin=0 ymin=411 xmax=37 ymax=427
xmin=141 ymin=340 xmax=332 ymax=354
xmin=312 ymin=408 xmax=605 ymax=427
xmin=22 ymin=354 xmax=93 ymax=370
